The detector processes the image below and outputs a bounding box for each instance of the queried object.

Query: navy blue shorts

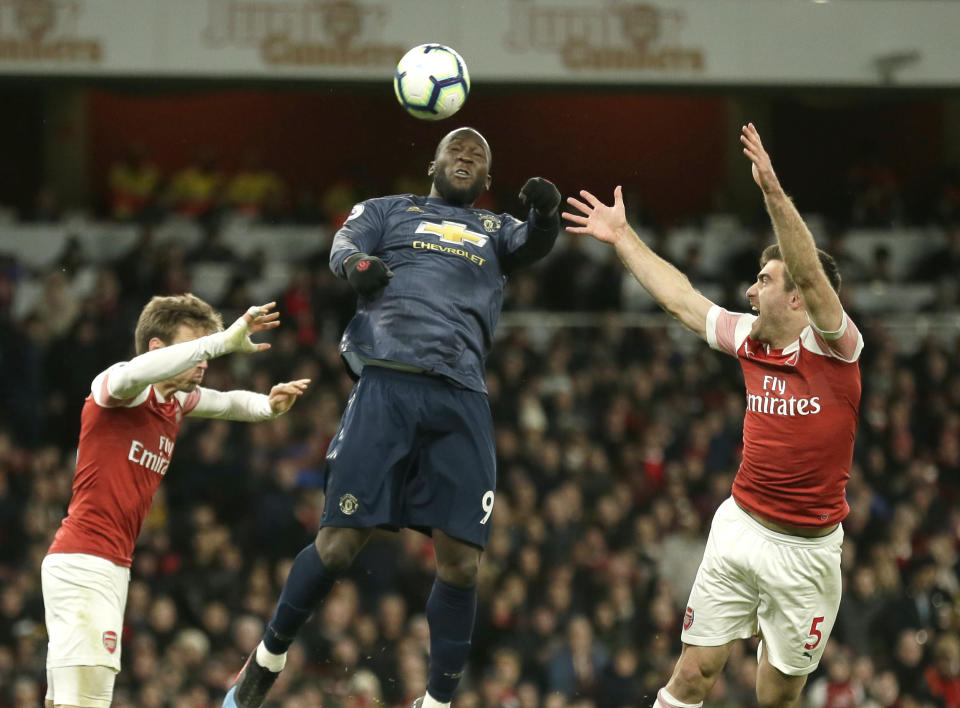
[321,366,496,548]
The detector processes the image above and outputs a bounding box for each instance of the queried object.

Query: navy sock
[425,578,477,702]
[262,544,338,655]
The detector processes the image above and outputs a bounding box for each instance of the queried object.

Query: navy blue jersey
[330,194,554,393]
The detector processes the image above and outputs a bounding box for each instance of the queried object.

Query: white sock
[422,691,450,708]
[654,687,703,708]
[256,641,287,672]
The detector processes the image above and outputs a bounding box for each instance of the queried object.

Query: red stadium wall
[87,89,727,222]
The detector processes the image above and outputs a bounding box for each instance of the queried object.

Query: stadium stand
[0,188,958,707]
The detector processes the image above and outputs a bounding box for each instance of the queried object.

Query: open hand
[269,378,311,415]
[741,123,782,195]
[562,186,629,245]
[224,302,280,353]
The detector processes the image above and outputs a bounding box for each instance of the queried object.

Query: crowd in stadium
[0,153,959,708]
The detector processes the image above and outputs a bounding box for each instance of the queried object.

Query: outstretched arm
[186,379,311,421]
[500,177,562,273]
[741,123,843,332]
[563,186,714,340]
[101,303,279,403]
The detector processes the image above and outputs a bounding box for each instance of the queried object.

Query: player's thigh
[321,370,419,528]
[756,530,843,677]
[41,554,128,672]
[46,665,117,708]
[681,498,760,647]
[411,387,496,548]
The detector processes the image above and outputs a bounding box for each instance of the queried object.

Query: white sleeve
[98,332,233,404]
[706,305,754,357]
[808,311,864,363]
[184,387,275,422]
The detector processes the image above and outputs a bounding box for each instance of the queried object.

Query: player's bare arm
[741,123,844,332]
[563,185,714,340]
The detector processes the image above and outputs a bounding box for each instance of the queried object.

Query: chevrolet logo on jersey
[416,221,489,249]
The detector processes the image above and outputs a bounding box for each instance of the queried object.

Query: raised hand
[519,177,561,217]
[740,123,782,195]
[224,302,280,353]
[562,186,629,245]
[268,378,311,415]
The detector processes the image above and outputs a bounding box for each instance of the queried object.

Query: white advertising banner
[0,0,956,86]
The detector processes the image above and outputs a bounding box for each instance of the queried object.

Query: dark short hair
[759,244,841,293]
[134,293,223,355]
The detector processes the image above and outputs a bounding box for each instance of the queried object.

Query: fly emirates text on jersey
[127,435,174,476]
[746,375,822,416]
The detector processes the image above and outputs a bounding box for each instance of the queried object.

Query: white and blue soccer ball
[394,44,470,121]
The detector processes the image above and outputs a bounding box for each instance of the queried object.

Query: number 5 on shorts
[480,491,495,524]
[804,616,825,650]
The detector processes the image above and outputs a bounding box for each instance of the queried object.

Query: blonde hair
[134,293,223,355]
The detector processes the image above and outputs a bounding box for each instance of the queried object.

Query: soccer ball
[393,44,470,121]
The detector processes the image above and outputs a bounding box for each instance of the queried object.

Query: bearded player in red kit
[564,124,862,708]
[41,294,310,708]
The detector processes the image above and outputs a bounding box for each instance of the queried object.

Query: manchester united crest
[339,493,359,515]
[479,214,501,233]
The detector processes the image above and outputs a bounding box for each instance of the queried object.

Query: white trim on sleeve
[808,312,848,341]
[705,305,722,351]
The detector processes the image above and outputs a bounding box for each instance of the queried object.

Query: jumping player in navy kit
[224,127,561,708]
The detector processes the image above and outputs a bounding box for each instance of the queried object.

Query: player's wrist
[761,180,786,198]
[219,316,255,354]
[610,224,635,249]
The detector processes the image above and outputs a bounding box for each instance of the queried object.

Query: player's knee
[757,689,802,708]
[436,551,480,587]
[756,677,804,708]
[314,529,365,571]
[671,657,723,698]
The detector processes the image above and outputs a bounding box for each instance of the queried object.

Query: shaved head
[435,127,492,167]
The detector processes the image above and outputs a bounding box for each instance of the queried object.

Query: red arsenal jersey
[707,306,863,528]
[48,368,200,567]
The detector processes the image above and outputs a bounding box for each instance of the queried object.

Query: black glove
[344,253,393,297]
[519,177,561,218]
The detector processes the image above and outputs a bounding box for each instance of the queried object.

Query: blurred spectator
[31,270,79,342]
[546,615,609,699]
[925,633,960,708]
[223,149,285,220]
[108,144,161,221]
[806,646,864,708]
[165,147,223,221]
[321,179,360,229]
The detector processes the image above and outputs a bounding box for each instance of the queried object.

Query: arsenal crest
[103,630,118,654]
[683,606,694,631]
